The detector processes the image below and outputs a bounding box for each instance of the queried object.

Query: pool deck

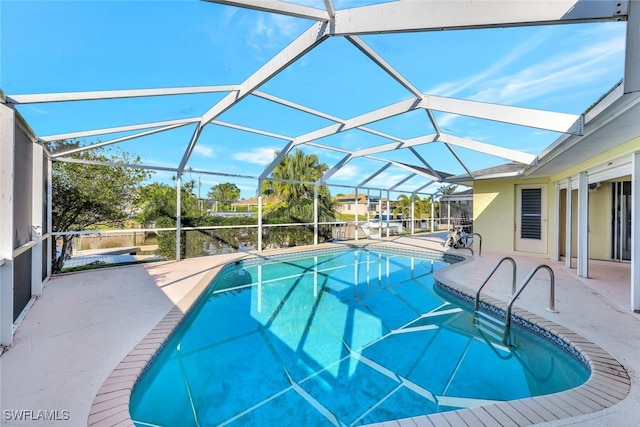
[1,233,639,426]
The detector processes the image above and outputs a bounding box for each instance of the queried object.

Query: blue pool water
[130,248,589,426]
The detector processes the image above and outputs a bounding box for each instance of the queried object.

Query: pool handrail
[473,256,517,313]
[504,264,556,343]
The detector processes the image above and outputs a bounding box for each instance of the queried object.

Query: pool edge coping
[86,245,632,427]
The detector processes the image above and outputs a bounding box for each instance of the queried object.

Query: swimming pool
[129,247,589,426]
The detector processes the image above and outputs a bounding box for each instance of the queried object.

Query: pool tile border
[87,245,631,427]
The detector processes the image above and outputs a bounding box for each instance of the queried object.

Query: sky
[0,0,628,199]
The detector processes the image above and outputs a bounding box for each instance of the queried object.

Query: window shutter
[521,188,542,239]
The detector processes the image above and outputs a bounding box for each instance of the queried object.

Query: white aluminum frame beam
[7,85,238,105]
[331,0,627,35]
[420,95,583,135]
[210,119,293,141]
[386,160,442,182]
[408,147,442,181]
[254,91,409,144]
[260,141,295,181]
[389,173,416,191]
[50,123,190,158]
[437,133,537,164]
[350,133,438,158]
[631,152,640,311]
[624,0,640,94]
[54,156,179,173]
[443,143,474,178]
[293,98,421,147]
[346,36,423,98]
[358,163,391,188]
[0,103,15,346]
[323,0,335,19]
[205,0,329,21]
[178,124,204,174]
[40,117,200,142]
[252,91,343,123]
[318,154,352,184]
[201,21,330,126]
[194,21,329,180]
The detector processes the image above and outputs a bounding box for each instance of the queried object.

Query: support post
[577,171,589,278]
[631,152,640,311]
[554,181,560,261]
[565,177,572,268]
[0,103,15,346]
[354,188,359,241]
[46,154,53,278]
[258,180,263,252]
[32,143,44,297]
[386,190,390,238]
[411,193,415,235]
[430,195,435,232]
[313,184,319,245]
[377,190,382,238]
[176,174,182,261]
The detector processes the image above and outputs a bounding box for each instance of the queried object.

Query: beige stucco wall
[588,183,611,260]
[473,134,639,260]
[473,178,553,256]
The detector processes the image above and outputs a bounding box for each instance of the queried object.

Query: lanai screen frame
[2,0,633,262]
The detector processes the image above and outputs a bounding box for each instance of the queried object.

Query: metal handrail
[470,233,482,256]
[504,264,556,341]
[474,256,517,312]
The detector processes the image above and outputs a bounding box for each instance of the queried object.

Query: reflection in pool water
[130,248,589,426]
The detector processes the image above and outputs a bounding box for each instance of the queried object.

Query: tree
[396,194,413,219]
[261,149,338,245]
[137,180,203,259]
[264,149,327,195]
[50,140,149,272]
[208,182,241,211]
[439,184,458,195]
[396,194,432,220]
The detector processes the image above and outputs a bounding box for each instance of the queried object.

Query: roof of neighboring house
[231,196,280,206]
[440,188,473,202]
[333,194,385,203]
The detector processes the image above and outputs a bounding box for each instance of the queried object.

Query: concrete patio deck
[1,233,638,426]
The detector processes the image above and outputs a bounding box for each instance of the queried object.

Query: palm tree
[262,149,338,245]
[396,194,413,219]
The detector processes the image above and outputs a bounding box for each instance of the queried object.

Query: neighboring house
[333,194,386,217]
[229,196,280,212]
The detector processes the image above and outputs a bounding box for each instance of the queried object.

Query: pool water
[130,248,589,426]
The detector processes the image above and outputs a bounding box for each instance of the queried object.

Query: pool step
[473,310,506,342]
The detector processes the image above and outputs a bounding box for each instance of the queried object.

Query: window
[521,188,542,239]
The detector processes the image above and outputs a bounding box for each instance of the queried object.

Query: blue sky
[1,1,628,199]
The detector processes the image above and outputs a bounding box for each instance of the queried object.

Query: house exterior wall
[473,178,552,256]
[336,202,370,216]
[473,135,640,260]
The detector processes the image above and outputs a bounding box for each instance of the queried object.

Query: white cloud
[430,24,625,131]
[430,27,555,99]
[367,172,409,188]
[193,144,215,158]
[331,164,359,180]
[232,147,278,165]
[470,36,624,107]
[247,13,306,51]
